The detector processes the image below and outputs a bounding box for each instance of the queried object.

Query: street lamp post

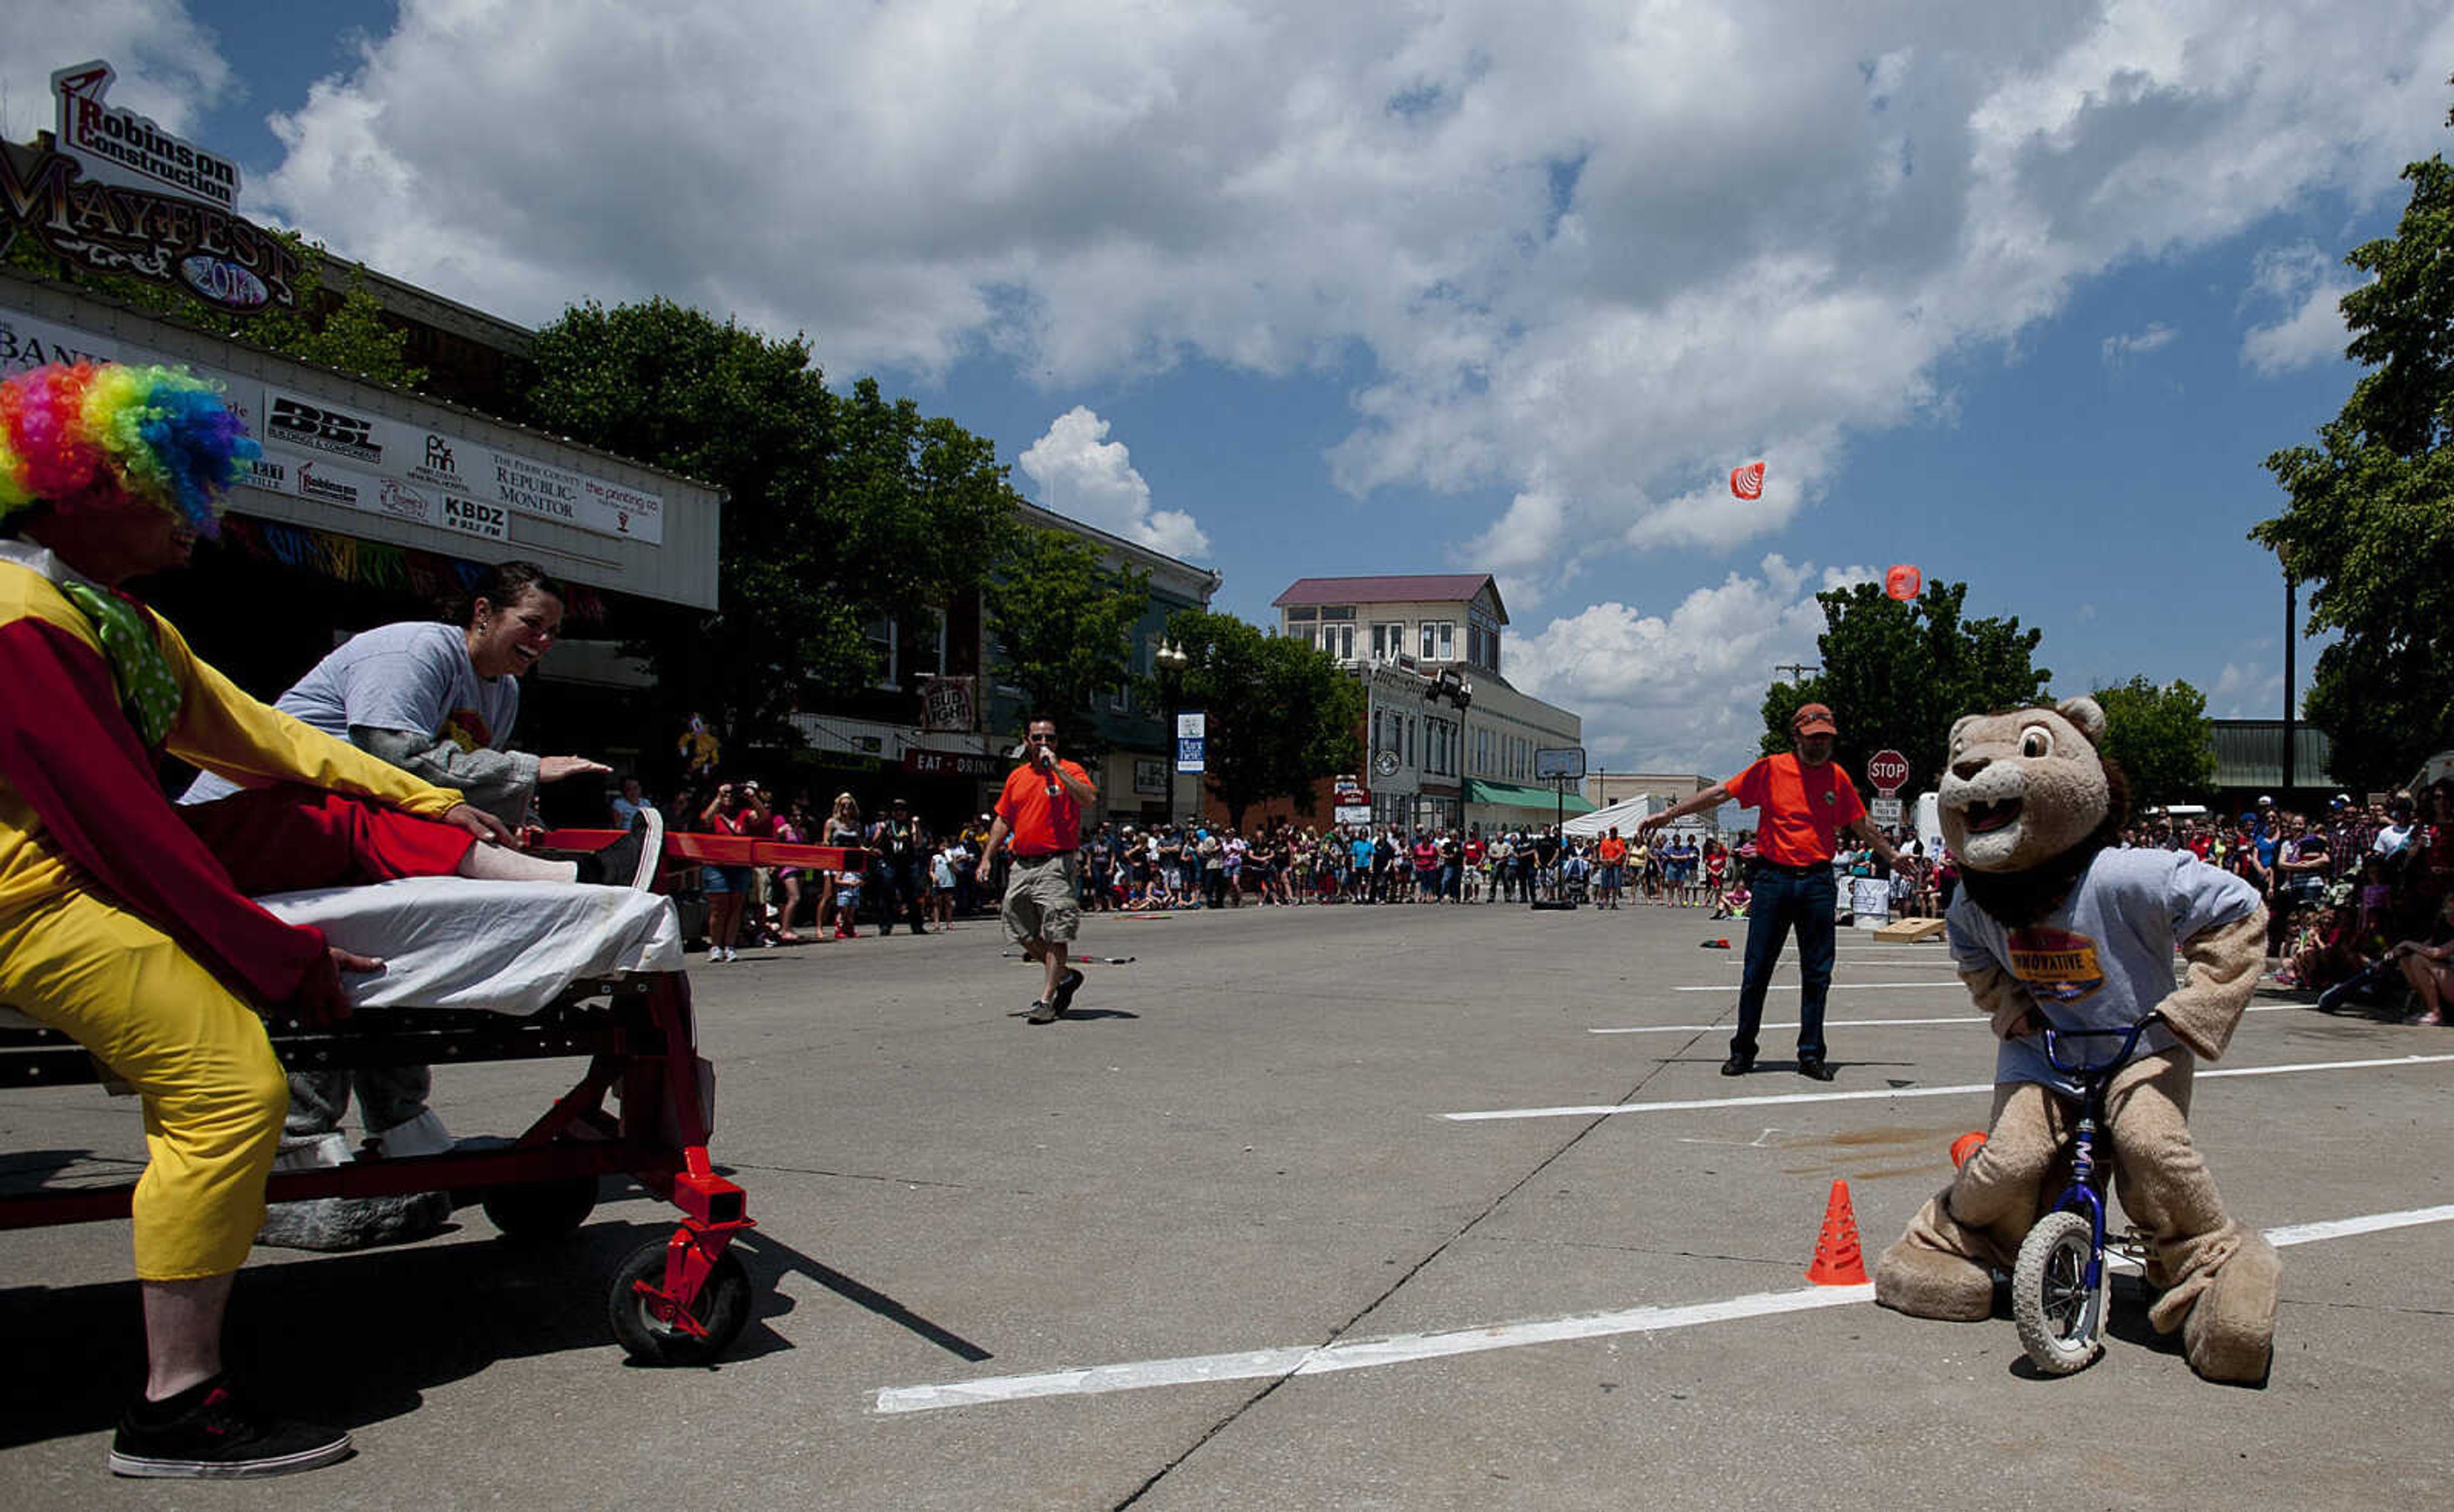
[1155,638,1191,823]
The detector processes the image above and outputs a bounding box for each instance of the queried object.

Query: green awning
[1467,778,1596,815]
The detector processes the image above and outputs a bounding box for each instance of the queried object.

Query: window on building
[1320,605,1355,621]
[865,617,898,688]
[1286,605,1318,622]
[1327,624,1354,660]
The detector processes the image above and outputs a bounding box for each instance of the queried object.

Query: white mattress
[3,877,683,1028]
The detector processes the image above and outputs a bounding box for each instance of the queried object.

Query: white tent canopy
[1570,790,1669,839]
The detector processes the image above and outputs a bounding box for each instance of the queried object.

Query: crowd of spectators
[614,774,2454,1022]
[2111,785,2454,1022]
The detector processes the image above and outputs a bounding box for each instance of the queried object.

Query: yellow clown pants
[0,890,286,1279]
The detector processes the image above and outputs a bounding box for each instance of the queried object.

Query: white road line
[1596,1015,1989,1035]
[1673,982,1965,992]
[1442,1052,2454,1122]
[1591,1004,2305,1035]
[873,1203,2454,1414]
[2265,1203,2454,1247]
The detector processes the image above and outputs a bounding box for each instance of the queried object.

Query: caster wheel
[2014,1209,2106,1375]
[608,1238,752,1366]
[480,1176,599,1242]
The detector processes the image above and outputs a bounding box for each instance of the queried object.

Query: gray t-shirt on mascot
[1947,847,2261,1097]
[183,622,521,806]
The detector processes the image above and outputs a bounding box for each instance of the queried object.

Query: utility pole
[1773,662,1819,683]
[2281,565,2297,796]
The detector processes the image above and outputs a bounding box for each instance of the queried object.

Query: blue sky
[6,1,2442,778]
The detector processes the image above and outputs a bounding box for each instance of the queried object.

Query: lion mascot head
[1938,696,2130,926]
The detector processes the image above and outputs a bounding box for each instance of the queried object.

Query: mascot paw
[1874,1238,1996,1322]
[2180,1231,2280,1385]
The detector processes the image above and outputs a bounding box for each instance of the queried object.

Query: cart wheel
[2013,1210,2106,1375]
[608,1239,752,1366]
[480,1176,599,1242]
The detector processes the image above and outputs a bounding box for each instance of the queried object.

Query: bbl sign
[1867,748,1910,797]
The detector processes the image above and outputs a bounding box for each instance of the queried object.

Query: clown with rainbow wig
[0,360,534,1478]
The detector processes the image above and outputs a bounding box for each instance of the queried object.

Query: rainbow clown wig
[0,361,259,539]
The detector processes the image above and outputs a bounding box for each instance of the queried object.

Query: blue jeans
[1732,865,1837,1063]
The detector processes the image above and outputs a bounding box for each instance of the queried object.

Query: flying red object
[1729,461,1765,500]
[1885,564,1922,601]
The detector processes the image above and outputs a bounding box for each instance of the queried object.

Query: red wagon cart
[0,835,861,1367]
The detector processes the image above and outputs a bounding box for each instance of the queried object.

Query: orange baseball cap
[1792,702,1838,736]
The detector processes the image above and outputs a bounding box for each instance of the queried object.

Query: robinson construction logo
[293,461,360,509]
[52,61,240,211]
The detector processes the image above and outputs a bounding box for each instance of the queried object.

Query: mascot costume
[1873,697,2281,1384]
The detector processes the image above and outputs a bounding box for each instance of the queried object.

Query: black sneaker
[575,808,664,890]
[1050,968,1084,1017]
[1720,1053,1754,1077]
[1797,1056,1837,1082]
[109,1377,352,1478]
[1026,999,1059,1025]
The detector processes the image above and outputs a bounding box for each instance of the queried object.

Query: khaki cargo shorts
[1002,852,1081,946]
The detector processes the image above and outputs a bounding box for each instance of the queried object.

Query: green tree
[982,525,1152,758]
[4,232,424,387]
[1166,609,1363,829]
[522,297,1019,743]
[2090,675,2216,806]
[1761,580,2051,795]
[2253,98,2454,792]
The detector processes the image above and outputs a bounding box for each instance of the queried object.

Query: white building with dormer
[1271,574,1592,834]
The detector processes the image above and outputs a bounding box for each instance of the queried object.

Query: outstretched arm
[1638,782,1732,838]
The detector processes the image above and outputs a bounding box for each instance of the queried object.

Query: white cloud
[2240,242,2365,376]
[1017,406,1210,560]
[1506,555,1873,777]
[0,1,232,141]
[2101,322,2176,365]
[240,1,2454,578]
[2211,659,2286,719]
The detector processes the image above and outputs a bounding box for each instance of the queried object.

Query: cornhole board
[1875,916,1947,941]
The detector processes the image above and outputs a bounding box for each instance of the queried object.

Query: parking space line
[872,1203,2454,1415]
[1592,1004,2304,1035]
[1442,1052,2454,1122]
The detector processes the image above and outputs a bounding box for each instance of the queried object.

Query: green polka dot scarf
[58,580,183,748]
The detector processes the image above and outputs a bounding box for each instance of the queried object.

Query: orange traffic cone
[1949,1131,1988,1169]
[1804,1178,1870,1285]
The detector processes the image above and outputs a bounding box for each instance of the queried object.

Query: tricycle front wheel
[2013,1209,2105,1375]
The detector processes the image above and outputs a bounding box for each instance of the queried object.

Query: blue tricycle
[2012,1012,2164,1375]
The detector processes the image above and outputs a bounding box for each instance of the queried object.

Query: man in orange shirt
[1639,703,1904,1080]
[976,716,1099,1023]
[1594,828,1629,909]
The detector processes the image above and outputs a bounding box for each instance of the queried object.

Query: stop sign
[1867,748,1910,796]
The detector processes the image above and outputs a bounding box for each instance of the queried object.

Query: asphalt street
[4,897,2450,1509]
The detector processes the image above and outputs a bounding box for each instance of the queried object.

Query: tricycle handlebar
[2037,1012,2165,1079]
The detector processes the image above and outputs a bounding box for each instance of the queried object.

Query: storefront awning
[1467,779,1596,816]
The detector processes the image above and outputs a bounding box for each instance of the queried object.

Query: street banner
[1176,710,1207,774]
